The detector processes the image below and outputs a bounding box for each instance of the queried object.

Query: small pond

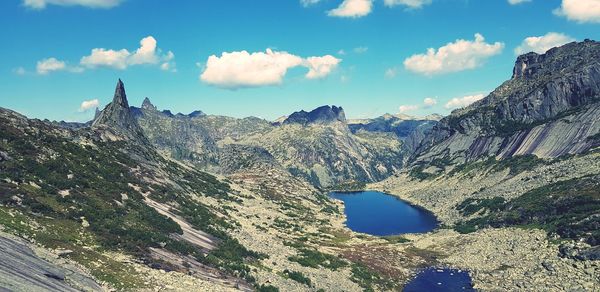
[329,191,438,236]
[403,268,475,291]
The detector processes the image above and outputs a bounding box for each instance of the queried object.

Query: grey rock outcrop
[92,79,147,142]
[141,97,157,111]
[283,105,346,126]
[411,40,600,165]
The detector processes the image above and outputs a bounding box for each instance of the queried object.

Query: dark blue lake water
[404,268,475,292]
[329,191,438,236]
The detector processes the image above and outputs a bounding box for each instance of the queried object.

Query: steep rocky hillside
[133,103,407,188]
[411,40,600,167]
[239,106,404,188]
[132,100,272,170]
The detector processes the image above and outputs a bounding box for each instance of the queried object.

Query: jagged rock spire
[141,97,157,111]
[113,79,129,108]
[92,79,147,142]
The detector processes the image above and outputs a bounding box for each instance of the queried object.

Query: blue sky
[0,0,598,122]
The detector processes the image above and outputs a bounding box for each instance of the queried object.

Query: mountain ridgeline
[128,101,413,188]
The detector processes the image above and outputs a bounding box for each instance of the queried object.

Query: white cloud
[514,32,574,55]
[445,94,485,109]
[399,105,419,113]
[554,0,600,23]
[353,46,368,54]
[508,0,531,5]
[36,57,66,74]
[80,36,175,71]
[128,36,160,65]
[398,98,438,113]
[200,49,303,89]
[423,97,437,107]
[304,55,342,79]
[79,99,99,112]
[200,49,341,88]
[23,0,122,9]
[404,33,504,76]
[300,0,321,6]
[80,48,130,70]
[328,0,373,18]
[384,0,431,9]
[384,67,398,79]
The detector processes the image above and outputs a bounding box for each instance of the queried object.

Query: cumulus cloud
[514,32,574,55]
[200,49,303,89]
[304,55,342,79]
[398,98,438,113]
[80,48,130,70]
[423,97,437,107]
[445,94,485,109]
[384,0,432,9]
[36,58,66,74]
[200,49,341,89]
[328,0,373,18]
[79,99,99,112]
[80,36,176,71]
[507,0,531,5]
[404,33,504,76]
[554,0,600,23]
[23,0,122,9]
[398,105,419,113]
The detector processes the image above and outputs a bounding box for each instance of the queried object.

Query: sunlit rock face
[410,40,600,165]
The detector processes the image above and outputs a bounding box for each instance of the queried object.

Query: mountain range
[0,40,599,291]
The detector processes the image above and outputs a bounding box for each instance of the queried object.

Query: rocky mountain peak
[92,79,147,141]
[112,79,129,108]
[141,97,157,111]
[512,52,540,79]
[283,105,346,126]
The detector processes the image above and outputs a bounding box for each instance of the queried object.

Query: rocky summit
[92,79,147,142]
[282,105,346,125]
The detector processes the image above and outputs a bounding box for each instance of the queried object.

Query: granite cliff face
[411,40,600,165]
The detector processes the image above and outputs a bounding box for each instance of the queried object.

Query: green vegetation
[282,269,312,286]
[408,165,436,181]
[454,176,600,246]
[456,197,506,216]
[449,155,547,177]
[349,262,395,292]
[382,235,410,244]
[330,180,367,192]
[256,284,280,292]
[0,116,265,287]
[288,248,348,271]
